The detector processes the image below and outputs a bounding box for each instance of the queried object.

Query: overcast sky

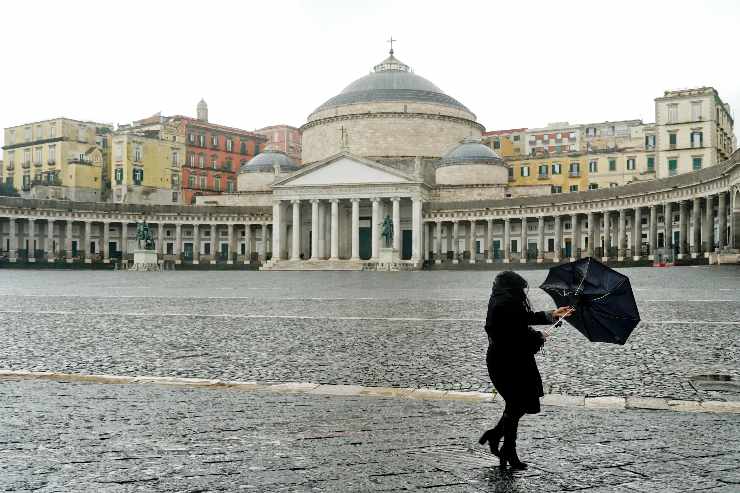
[1,0,738,146]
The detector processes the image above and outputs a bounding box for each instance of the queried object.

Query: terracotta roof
[170,116,267,140]
[483,128,527,136]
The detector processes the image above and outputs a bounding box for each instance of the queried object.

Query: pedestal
[129,249,160,272]
[377,247,397,263]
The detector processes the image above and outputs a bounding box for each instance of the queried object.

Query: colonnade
[0,217,271,265]
[271,196,424,263]
[425,190,734,264]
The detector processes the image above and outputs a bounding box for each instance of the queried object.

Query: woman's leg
[479,409,505,455]
[500,403,527,469]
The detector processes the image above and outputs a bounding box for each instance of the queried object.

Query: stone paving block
[666,399,704,412]
[584,396,627,409]
[542,393,585,407]
[357,386,415,398]
[406,388,450,400]
[626,396,671,410]
[701,400,740,413]
[266,382,320,392]
[308,384,364,396]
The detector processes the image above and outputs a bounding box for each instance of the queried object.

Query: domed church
[202,48,551,269]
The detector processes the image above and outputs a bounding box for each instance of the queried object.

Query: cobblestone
[1,379,738,492]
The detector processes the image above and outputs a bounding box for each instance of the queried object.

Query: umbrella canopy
[540,257,640,344]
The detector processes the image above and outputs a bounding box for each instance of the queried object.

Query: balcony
[569,171,580,178]
[538,174,549,180]
[33,160,42,167]
[47,159,56,166]
[5,163,14,171]
[21,162,31,169]
[68,158,93,165]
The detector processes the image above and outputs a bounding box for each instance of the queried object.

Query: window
[493,140,500,149]
[172,174,180,186]
[49,125,56,139]
[171,151,179,166]
[8,129,15,144]
[198,154,205,168]
[132,168,144,184]
[568,132,576,140]
[227,179,234,193]
[645,135,655,149]
[133,145,143,162]
[691,131,703,148]
[647,156,655,172]
[226,138,233,152]
[214,177,221,192]
[569,184,579,192]
[48,144,56,164]
[551,185,562,194]
[551,163,561,175]
[188,175,195,188]
[669,133,677,147]
[691,101,702,121]
[199,134,205,147]
[626,158,636,170]
[24,127,31,142]
[668,159,678,176]
[114,143,123,161]
[199,175,206,189]
[36,125,43,140]
[521,166,530,177]
[667,103,678,123]
[569,162,580,177]
[508,167,514,179]
[78,126,87,143]
[23,149,31,165]
[538,164,548,177]
[609,182,618,188]
[172,192,179,203]
[692,157,702,170]
[114,167,123,184]
[211,157,218,169]
[240,142,247,154]
[7,150,14,166]
[33,147,42,164]
[224,160,232,172]
[189,153,195,167]
[588,183,599,190]
[513,135,520,142]
[211,135,219,146]
[589,160,598,173]
[188,133,195,143]
[608,159,616,171]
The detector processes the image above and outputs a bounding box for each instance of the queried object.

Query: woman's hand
[552,306,575,318]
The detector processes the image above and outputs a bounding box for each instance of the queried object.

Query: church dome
[439,137,505,167]
[239,150,299,174]
[311,54,471,115]
[436,137,508,186]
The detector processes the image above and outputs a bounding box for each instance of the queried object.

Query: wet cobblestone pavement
[1,379,739,492]
[1,266,738,400]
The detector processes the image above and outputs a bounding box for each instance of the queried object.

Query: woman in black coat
[479,271,572,469]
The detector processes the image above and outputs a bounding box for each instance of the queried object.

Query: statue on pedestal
[136,220,155,250]
[381,215,394,248]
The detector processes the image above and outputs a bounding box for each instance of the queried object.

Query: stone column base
[28,257,36,263]
[47,258,55,263]
[503,258,510,264]
[601,257,609,262]
[691,253,698,259]
[648,255,655,261]
[633,256,641,261]
[193,260,199,265]
[66,259,73,263]
[103,258,110,264]
[452,259,459,264]
[210,260,217,264]
[244,260,251,264]
[175,259,182,264]
[536,257,544,263]
[617,256,624,261]
[677,254,685,260]
[486,259,493,264]
[569,257,576,262]
[468,259,475,264]
[84,259,92,264]
[435,259,442,264]
[553,257,560,263]
[519,258,527,263]
[8,257,16,263]
[227,260,234,265]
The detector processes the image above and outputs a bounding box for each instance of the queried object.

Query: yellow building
[2,118,112,201]
[506,154,589,193]
[111,131,184,204]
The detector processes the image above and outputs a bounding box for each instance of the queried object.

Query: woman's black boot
[478,423,503,456]
[499,444,528,470]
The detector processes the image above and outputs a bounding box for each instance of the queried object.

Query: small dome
[439,137,505,168]
[240,150,299,173]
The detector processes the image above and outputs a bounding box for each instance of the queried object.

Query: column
[157,223,164,257]
[664,202,673,257]
[586,212,595,257]
[602,211,612,260]
[84,221,92,264]
[46,220,55,262]
[28,219,36,262]
[330,199,339,260]
[318,201,326,259]
[536,216,545,263]
[244,223,252,263]
[465,220,474,264]
[571,213,580,260]
[519,216,527,263]
[434,220,442,264]
[703,195,713,255]
[272,201,282,260]
[503,218,511,263]
[412,198,422,263]
[371,199,380,260]
[553,216,562,263]
[632,207,642,260]
[617,209,627,261]
[121,222,128,260]
[678,201,688,259]
[227,223,234,264]
[718,192,727,250]
[351,198,360,261]
[311,200,320,260]
[648,205,657,260]
[423,222,430,262]
[291,200,301,260]
[691,197,701,257]
[260,223,268,261]
[7,218,17,262]
[210,224,217,264]
[392,197,401,253]
[452,220,459,264]
[65,220,73,263]
[192,224,200,264]
[175,223,182,264]
[486,219,493,263]
[103,221,110,263]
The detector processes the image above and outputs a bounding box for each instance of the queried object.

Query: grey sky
[1,0,738,146]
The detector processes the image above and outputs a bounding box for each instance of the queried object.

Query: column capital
[371,197,381,204]
[391,197,400,203]
[290,199,301,205]
[309,199,320,204]
[330,198,340,204]
[350,198,360,204]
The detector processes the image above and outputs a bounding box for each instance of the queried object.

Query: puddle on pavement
[690,374,740,401]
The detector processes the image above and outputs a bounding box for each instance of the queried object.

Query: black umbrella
[540,257,640,345]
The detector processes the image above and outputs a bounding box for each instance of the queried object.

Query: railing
[21,162,30,169]
[569,171,580,177]
[33,161,42,167]
[538,174,549,180]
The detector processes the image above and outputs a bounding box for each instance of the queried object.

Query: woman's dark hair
[493,271,532,313]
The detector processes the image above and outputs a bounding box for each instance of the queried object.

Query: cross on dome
[387,36,396,55]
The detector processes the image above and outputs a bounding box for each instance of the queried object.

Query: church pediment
[273,153,415,187]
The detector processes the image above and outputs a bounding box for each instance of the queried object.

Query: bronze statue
[381,215,394,248]
[136,220,155,250]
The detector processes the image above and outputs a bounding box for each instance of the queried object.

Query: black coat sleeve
[527,310,554,326]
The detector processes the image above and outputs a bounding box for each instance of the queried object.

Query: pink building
[256,125,302,163]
